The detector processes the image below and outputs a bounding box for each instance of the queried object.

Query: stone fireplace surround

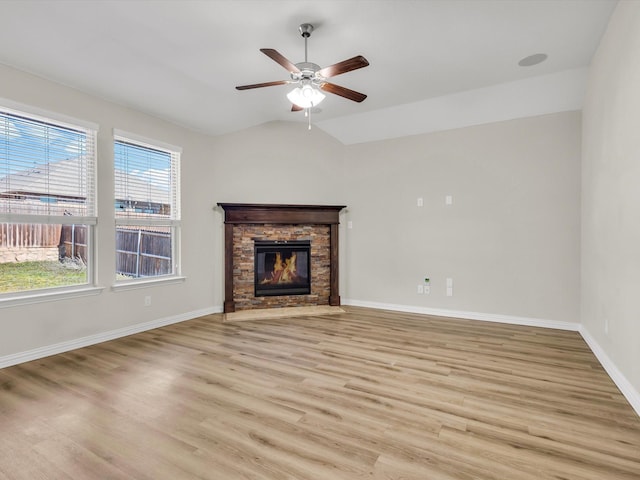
[217,203,345,313]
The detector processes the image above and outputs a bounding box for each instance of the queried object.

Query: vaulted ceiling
[0,0,616,143]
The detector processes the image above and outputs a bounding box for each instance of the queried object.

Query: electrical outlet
[144,295,152,306]
[424,286,430,294]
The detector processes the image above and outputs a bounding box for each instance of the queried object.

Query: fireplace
[217,203,345,313]
[254,240,311,297]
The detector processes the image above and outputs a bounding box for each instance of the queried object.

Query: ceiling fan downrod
[298,23,315,130]
[299,23,313,63]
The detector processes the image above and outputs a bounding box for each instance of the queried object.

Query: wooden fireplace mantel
[217,203,346,313]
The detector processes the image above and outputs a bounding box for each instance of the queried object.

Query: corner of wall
[579,324,640,417]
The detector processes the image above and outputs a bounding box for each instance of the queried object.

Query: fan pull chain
[307,107,311,130]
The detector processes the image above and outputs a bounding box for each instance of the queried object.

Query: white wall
[342,112,582,325]
[581,1,640,400]
[0,63,347,361]
[0,64,219,357]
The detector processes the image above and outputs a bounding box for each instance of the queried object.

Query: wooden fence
[116,228,172,278]
[1,223,171,278]
[59,224,88,263]
[0,223,61,249]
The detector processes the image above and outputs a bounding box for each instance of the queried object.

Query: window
[0,104,97,297]
[114,131,181,282]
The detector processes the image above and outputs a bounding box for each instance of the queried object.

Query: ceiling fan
[236,23,369,124]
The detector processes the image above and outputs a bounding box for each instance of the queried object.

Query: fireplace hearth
[254,240,311,297]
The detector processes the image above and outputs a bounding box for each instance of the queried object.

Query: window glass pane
[114,134,180,281]
[1,111,95,217]
[0,222,89,294]
[1,105,96,297]
[116,225,174,279]
[114,140,176,220]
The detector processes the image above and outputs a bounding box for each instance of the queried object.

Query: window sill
[0,285,105,309]
[111,276,186,292]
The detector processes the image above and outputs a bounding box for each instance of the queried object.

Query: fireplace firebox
[254,240,311,297]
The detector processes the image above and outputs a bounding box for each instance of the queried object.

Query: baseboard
[579,326,640,417]
[342,299,580,331]
[0,306,223,369]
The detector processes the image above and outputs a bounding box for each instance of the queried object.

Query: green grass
[0,260,86,293]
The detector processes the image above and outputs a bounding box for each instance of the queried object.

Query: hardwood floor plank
[439,425,639,480]
[466,420,640,476]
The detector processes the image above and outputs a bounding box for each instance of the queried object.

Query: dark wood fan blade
[235,80,289,90]
[317,56,369,78]
[291,104,304,112]
[319,82,367,102]
[260,48,301,73]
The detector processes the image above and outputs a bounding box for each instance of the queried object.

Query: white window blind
[113,131,181,280]
[114,133,180,226]
[0,106,96,222]
[1,103,97,297]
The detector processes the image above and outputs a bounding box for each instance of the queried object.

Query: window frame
[112,129,182,288]
[0,99,101,306]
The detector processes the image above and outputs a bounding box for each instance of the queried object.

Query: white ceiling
[0,0,616,144]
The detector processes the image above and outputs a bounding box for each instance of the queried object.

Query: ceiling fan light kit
[286,82,326,109]
[236,22,369,129]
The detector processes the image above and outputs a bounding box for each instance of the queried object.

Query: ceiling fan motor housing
[291,62,323,83]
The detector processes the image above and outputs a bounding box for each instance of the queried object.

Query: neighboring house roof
[0,158,89,200]
[114,168,170,206]
[0,158,170,205]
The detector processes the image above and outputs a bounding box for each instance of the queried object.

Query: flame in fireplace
[261,251,299,284]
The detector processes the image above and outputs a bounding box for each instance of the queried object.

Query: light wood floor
[1,307,639,479]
